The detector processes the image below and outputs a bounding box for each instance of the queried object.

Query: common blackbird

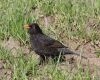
[24,23,85,63]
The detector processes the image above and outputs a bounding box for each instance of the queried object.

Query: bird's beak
[24,24,30,29]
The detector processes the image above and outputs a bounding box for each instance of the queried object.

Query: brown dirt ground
[0,37,100,79]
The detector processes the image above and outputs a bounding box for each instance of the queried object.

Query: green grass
[0,0,100,80]
[0,45,93,80]
[0,0,100,42]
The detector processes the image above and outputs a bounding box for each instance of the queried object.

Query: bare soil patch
[0,37,100,79]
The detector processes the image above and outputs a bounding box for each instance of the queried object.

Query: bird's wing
[38,34,67,48]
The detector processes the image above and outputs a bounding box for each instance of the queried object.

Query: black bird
[24,23,85,63]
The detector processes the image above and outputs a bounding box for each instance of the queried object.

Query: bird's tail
[61,48,87,59]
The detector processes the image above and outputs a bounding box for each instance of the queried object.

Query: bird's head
[24,23,43,35]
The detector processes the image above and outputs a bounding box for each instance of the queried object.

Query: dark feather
[26,23,86,63]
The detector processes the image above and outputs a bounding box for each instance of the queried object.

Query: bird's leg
[39,55,48,65]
